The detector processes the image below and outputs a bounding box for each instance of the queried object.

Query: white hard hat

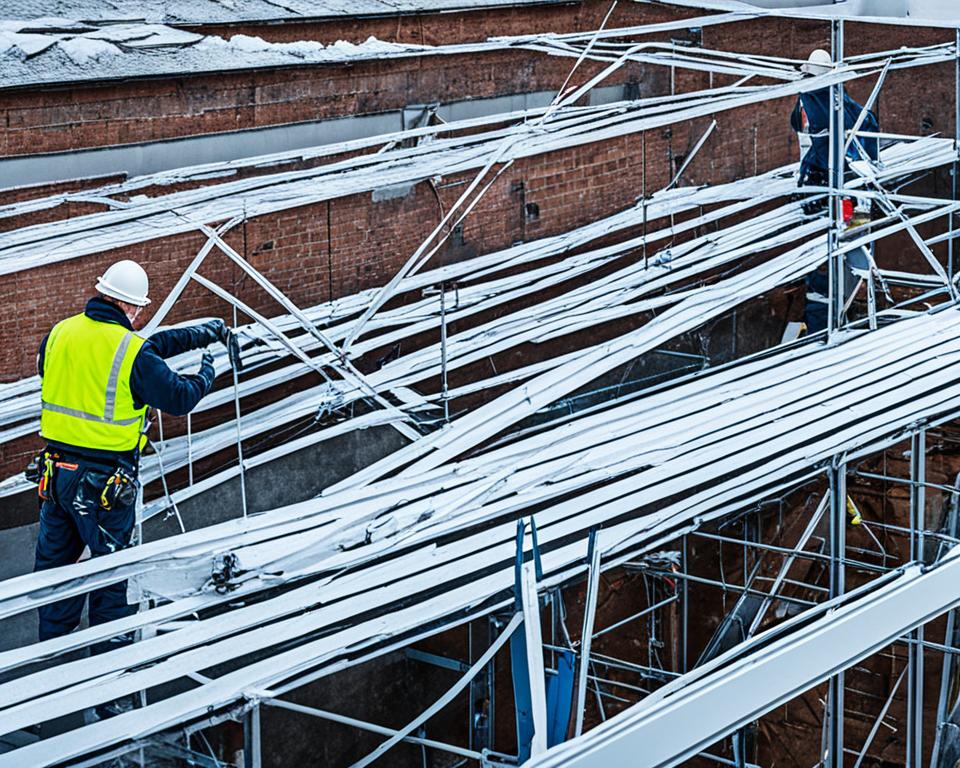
[96,259,151,306]
[801,48,833,76]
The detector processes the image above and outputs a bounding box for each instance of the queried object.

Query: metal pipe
[543,642,682,683]
[592,594,679,640]
[828,463,847,768]
[907,429,926,767]
[699,751,760,768]
[748,496,828,637]
[851,518,959,547]
[186,413,194,487]
[350,612,522,768]
[263,699,482,760]
[951,27,959,283]
[853,470,960,496]
[752,575,830,594]
[231,306,249,520]
[575,530,601,737]
[851,668,905,768]
[930,470,960,767]
[828,19,846,338]
[665,119,717,191]
[639,569,818,608]
[898,635,960,658]
[843,60,889,158]
[590,651,681,680]
[243,703,261,768]
[682,534,689,673]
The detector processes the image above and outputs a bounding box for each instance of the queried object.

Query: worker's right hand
[198,351,216,391]
[198,318,242,372]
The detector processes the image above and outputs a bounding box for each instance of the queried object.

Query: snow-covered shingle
[0,19,483,89]
[1,0,562,25]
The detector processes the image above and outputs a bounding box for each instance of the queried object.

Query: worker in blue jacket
[791,49,879,336]
[32,259,238,712]
[791,48,879,213]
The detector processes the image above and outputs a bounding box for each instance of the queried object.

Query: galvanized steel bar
[575,530,601,738]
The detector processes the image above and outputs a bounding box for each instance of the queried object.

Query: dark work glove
[196,319,228,347]
[198,351,216,393]
[225,329,243,373]
[197,319,243,373]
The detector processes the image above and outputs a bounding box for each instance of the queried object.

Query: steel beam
[906,429,926,767]
[242,703,261,768]
[827,464,847,768]
[574,530,601,738]
[521,548,549,757]
[828,18,846,337]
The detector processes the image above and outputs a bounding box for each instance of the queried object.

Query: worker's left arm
[146,320,226,359]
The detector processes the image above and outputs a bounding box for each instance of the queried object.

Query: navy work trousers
[33,458,137,653]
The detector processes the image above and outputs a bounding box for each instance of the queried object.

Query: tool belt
[99,466,138,510]
[24,449,76,503]
[25,448,139,509]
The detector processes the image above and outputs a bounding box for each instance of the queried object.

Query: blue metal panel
[511,630,535,764]
[546,650,575,747]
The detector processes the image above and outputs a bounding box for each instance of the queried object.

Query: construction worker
[791,48,879,216]
[31,259,236,707]
[791,49,879,336]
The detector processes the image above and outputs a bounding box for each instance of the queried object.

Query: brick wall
[195,1,696,46]
[0,174,126,232]
[0,51,598,157]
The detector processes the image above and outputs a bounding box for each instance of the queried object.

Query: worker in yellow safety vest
[31,259,238,718]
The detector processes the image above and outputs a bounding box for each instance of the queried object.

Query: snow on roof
[658,0,960,26]
[0,0,562,26]
[0,19,489,89]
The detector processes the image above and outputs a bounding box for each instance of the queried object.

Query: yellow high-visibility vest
[40,313,147,452]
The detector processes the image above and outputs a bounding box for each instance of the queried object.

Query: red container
[842,198,854,223]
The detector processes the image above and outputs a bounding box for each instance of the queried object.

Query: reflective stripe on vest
[40,313,147,452]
